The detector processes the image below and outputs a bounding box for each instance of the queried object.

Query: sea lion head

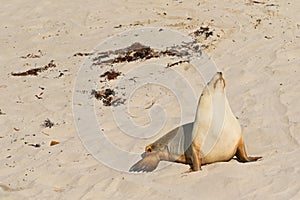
[207,72,226,93]
[141,142,168,159]
[145,142,167,154]
[130,143,168,172]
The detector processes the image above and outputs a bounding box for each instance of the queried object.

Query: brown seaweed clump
[100,70,121,80]
[11,60,56,76]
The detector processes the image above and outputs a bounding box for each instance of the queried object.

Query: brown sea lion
[129,72,261,172]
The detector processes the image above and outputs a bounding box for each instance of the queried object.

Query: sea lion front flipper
[235,137,262,162]
[191,143,202,171]
[129,152,161,172]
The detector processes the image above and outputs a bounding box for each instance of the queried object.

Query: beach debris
[35,94,43,99]
[251,0,266,4]
[50,140,60,146]
[20,50,43,59]
[57,72,64,77]
[166,60,189,68]
[113,23,143,29]
[191,24,223,49]
[55,69,69,78]
[91,89,126,106]
[254,19,262,29]
[248,1,278,6]
[111,97,126,106]
[91,41,203,108]
[73,52,93,57]
[193,26,213,39]
[92,42,181,66]
[0,109,5,115]
[144,100,155,109]
[11,60,56,76]
[42,119,54,128]
[114,24,122,28]
[35,95,42,100]
[92,89,116,106]
[264,35,273,39]
[112,43,160,63]
[100,70,121,81]
[35,86,45,99]
[27,143,41,148]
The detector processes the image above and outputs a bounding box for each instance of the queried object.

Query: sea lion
[129,72,261,172]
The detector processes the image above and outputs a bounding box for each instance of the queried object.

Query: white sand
[0,0,299,199]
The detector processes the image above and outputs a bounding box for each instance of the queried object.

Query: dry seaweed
[92,89,115,106]
[193,26,213,39]
[92,42,182,66]
[73,52,93,57]
[92,89,126,106]
[11,60,56,76]
[112,43,160,63]
[42,119,54,128]
[92,89,120,106]
[100,70,121,80]
[20,50,43,59]
[166,60,189,68]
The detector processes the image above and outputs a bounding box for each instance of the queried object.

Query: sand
[0,0,299,199]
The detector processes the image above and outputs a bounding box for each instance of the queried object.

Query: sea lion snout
[216,72,224,82]
[212,72,226,90]
[145,145,152,153]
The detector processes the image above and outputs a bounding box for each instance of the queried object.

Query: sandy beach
[1,0,299,199]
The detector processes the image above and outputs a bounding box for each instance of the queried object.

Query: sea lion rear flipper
[129,152,161,172]
[235,137,262,162]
